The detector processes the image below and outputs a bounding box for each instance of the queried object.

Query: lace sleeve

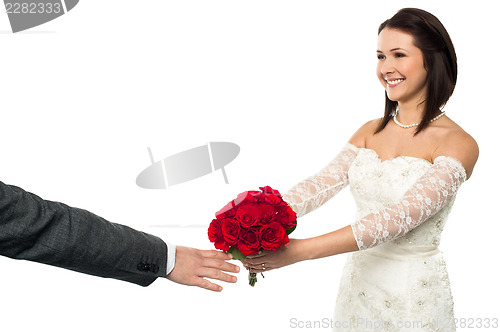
[282,143,359,218]
[351,156,467,250]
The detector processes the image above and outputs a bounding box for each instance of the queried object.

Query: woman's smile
[376,28,427,105]
[385,77,405,88]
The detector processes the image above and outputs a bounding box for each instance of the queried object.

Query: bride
[243,8,478,331]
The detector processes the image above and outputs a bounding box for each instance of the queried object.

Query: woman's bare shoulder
[433,119,479,179]
[348,118,383,148]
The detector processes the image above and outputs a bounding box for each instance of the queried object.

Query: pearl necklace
[393,108,446,129]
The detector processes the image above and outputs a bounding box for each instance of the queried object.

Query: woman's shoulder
[348,118,383,148]
[433,117,479,179]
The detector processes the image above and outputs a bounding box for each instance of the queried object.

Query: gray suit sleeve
[0,181,167,286]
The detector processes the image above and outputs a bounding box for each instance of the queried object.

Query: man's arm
[0,180,168,286]
[0,180,240,289]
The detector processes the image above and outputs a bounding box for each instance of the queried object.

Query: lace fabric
[282,144,359,218]
[351,154,466,250]
[283,143,467,250]
[282,143,467,331]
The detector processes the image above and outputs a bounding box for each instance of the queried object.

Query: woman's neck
[396,102,425,125]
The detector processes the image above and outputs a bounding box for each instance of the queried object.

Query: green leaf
[228,247,247,261]
[286,223,297,235]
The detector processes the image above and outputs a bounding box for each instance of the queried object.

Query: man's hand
[166,246,239,292]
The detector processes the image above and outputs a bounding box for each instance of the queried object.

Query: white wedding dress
[283,143,467,331]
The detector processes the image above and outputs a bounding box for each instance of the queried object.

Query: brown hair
[374,8,457,135]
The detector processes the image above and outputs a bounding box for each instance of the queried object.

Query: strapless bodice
[349,148,457,253]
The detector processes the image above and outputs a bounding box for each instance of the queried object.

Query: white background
[0,0,498,331]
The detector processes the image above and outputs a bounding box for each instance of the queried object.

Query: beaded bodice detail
[283,143,466,251]
[349,148,465,252]
[283,143,467,330]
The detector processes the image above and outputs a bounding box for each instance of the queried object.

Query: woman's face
[376,28,428,105]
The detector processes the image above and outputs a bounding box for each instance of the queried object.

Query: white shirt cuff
[165,241,176,275]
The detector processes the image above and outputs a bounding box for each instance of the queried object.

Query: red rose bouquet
[208,186,297,286]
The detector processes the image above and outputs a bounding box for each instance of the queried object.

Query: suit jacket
[0,181,167,286]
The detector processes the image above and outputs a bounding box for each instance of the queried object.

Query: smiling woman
[243,7,478,332]
[376,29,428,110]
[374,8,458,135]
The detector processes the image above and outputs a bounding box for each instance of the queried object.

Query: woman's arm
[282,120,379,217]
[242,226,357,272]
[281,143,359,218]
[244,132,478,271]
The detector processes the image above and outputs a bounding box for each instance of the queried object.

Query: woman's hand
[241,225,359,273]
[241,239,306,273]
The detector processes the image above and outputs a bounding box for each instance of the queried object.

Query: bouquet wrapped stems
[229,247,265,286]
[248,272,263,287]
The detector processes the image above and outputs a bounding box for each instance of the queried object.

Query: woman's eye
[377,54,385,60]
[395,53,405,58]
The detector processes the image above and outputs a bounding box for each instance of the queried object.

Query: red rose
[221,218,241,245]
[259,186,281,197]
[259,222,289,251]
[208,219,230,251]
[215,200,238,219]
[235,205,261,228]
[237,228,261,256]
[234,190,260,206]
[260,192,282,205]
[256,203,278,225]
[276,203,297,229]
[208,219,222,242]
